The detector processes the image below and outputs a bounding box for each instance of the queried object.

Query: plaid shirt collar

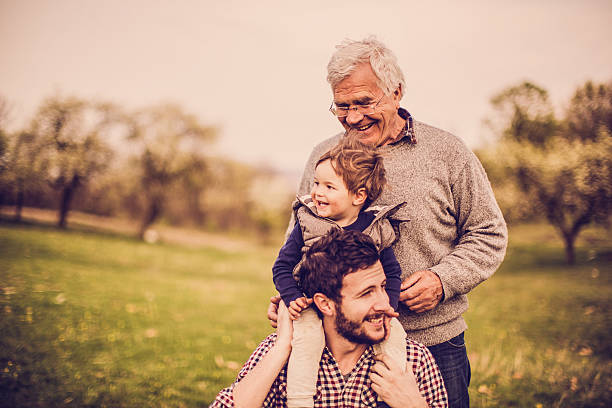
[210,333,448,408]
[394,107,417,145]
[319,344,375,377]
[314,345,379,407]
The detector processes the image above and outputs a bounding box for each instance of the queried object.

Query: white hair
[326,36,405,98]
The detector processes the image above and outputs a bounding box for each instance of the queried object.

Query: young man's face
[333,260,390,344]
[311,159,361,227]
[332,63,403,147]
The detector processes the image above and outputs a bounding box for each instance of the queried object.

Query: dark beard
[335,306,386,345]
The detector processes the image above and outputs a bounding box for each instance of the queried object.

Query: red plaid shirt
[210,333,447,407]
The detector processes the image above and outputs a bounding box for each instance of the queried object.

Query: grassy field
[0,220,610,407]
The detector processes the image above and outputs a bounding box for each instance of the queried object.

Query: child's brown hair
[316,131,386,207]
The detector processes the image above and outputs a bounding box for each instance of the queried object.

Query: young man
[211,229,447,408]
[269,36,508,407]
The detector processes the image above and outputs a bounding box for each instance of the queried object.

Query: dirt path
[0,206,263,252]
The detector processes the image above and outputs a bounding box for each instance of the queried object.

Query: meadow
[0,219,610,407]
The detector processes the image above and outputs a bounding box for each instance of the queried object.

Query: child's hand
[288,297,313,320]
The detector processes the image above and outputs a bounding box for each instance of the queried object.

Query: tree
[483,81,612,264]
[0,98,48,219]
[0,130,6,175]
[127,104,216,239]
[487,81,559,146]
[566,80,612,143]
[0,97,10,199]
[1,131,48,221]
[30,96,116,228]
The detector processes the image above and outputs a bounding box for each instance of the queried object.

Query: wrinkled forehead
[331,63,385,101]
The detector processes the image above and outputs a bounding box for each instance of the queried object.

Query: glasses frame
[329,95,385,118]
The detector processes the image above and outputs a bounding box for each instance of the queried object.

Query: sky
[1,0,611,175]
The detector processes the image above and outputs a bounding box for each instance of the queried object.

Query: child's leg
[286,307,325,408]
[372,317,407,402]
[373,317,407,372]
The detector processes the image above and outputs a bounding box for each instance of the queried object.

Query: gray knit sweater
[293,118,508,346]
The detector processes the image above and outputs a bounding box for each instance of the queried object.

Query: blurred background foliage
[0,95,295,244]
[0,78,610,253]
[477,79,612,264]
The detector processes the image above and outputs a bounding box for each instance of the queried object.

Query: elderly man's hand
[370,353,428,408]
[267,295,281,328]
[400,270,443,313]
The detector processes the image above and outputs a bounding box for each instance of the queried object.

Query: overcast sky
[1,0,611,173]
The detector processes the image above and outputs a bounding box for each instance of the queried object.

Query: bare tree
[127,104,217,239]
[30,96,116,228]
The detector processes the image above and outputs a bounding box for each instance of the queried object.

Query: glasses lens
[336,109,348,117]
[330,102,377,117]
[358,105,375,115]
[331,106,347,117]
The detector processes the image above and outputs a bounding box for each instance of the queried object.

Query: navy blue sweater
[272,210,402,310]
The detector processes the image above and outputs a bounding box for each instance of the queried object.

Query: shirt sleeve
[429,152,508,301]
[380,247,402,310]
[272,222,306,306]
[208,335,283,408]
[408,342,448,408]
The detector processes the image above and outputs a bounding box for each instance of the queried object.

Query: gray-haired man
[269,36,507,407]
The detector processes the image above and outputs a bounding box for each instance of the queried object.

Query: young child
[272,135,408,408]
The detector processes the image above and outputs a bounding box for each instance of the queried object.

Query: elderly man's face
[333,260,390,344]
[332,63,403,146]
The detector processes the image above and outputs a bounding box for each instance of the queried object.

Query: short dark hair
[298,229,380,305]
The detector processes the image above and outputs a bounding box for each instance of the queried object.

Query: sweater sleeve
[380,247,402,310]
[272,222,306,306]
[429,151,508,301]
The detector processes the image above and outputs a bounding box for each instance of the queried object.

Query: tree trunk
[562,232,577,265]
[14,188,24,222]
[58,175,79,229]
[189,189,205,226]
[139,198,162,240]
[560,209,593,265]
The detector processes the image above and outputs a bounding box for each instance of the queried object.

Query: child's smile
[311,159,362,227]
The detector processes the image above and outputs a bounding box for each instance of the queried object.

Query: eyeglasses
[329,97,384,117]
[329,96,384,118]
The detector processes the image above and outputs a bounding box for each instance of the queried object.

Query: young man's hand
[370,353,428,408]
[275,301,294,352]
[288,297,313,320]
[267,295,281,328]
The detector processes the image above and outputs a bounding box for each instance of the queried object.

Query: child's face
[311,159,362,227]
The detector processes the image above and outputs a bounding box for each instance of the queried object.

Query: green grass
[465,224,612,407]
[0,222,278,407]
[0,221,610,407]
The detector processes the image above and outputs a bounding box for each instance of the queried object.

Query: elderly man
[211,229,447,408]
[269,37,507,407]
